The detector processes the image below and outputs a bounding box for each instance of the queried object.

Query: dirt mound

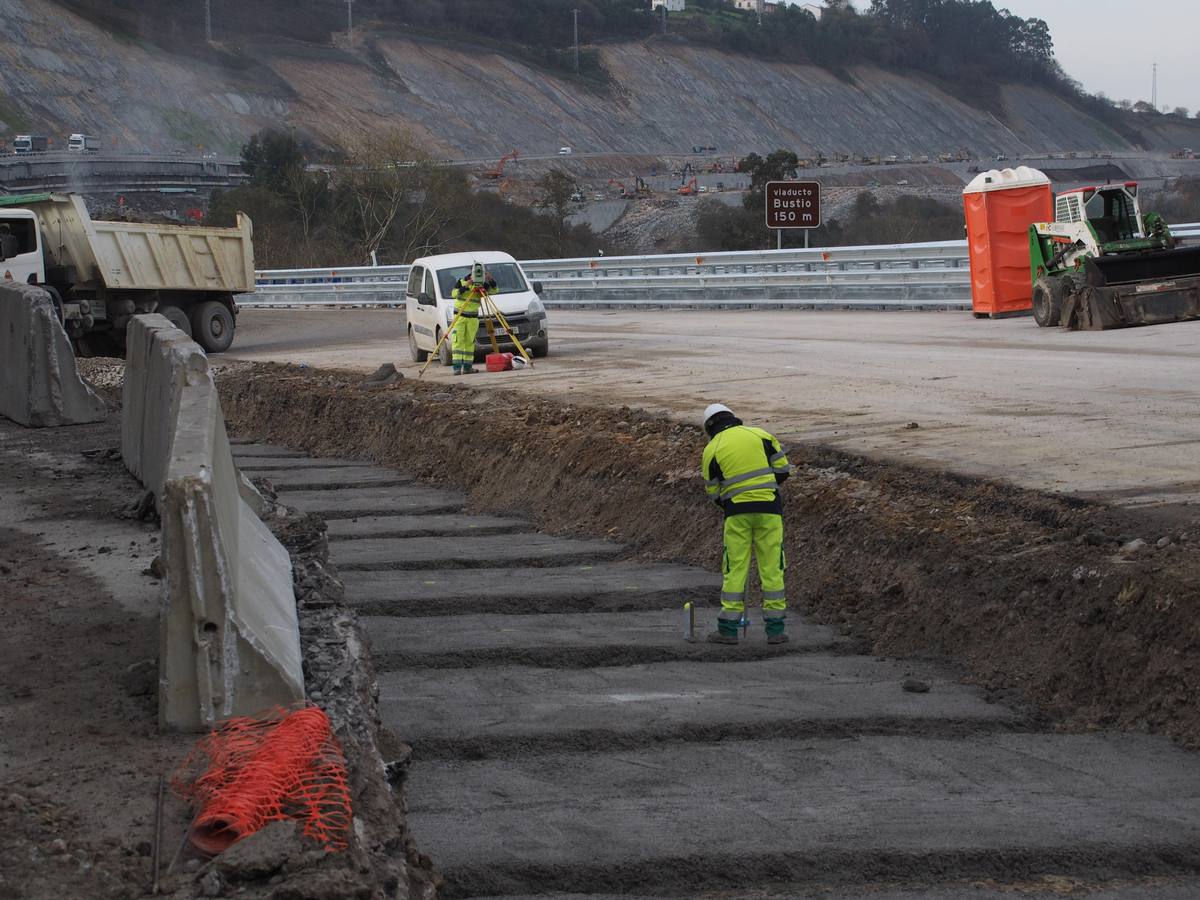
[217,364,1200,748]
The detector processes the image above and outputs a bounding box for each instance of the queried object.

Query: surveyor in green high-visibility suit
[450,263,498,375]
[700,403,793,645]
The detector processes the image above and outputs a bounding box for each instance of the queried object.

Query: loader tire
[1032,276,1064,328]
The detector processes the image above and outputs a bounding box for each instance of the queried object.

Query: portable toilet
[963,166,1053,317]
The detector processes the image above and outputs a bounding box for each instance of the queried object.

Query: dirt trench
[216,363,1200,749]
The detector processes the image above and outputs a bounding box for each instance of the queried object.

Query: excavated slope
[3,0,1200,156]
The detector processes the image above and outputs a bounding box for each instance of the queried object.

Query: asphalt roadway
[228,308,1200,511]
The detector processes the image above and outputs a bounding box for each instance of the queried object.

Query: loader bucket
[1085,245,1200,287]
[1061,280,1200,330]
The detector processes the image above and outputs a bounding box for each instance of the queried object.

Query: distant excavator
[485,149,518,179]
[608,178,653,198]
[678,178,698,195]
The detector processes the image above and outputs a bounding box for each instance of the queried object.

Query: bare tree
[336,130,464,265]
[537,169,580,258]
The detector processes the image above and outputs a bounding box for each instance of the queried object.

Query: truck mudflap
[1061,278,1200,330]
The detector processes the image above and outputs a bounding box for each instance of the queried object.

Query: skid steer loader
[1029,182,1200,330]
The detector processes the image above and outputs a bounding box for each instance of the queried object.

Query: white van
[405,251,549,365]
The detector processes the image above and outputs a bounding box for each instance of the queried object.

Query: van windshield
[436,262,528,298]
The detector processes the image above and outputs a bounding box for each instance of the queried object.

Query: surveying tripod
[418,279,535,378]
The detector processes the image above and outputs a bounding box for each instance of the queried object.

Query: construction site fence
[248,227,1200,311]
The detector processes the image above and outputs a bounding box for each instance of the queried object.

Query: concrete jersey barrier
[122,314,208,499]
[159,375,305,731]
[0,282,107,427]
[121,314,303,731]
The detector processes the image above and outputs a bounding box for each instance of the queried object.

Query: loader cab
[1058,183,1143,245]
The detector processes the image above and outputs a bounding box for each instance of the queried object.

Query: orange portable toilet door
[963,167,1053,317]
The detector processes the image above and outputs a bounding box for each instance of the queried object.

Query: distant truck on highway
[0,192,254,355]
[13,135,49,153]
[67,133,100,153]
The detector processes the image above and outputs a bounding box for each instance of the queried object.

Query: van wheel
[532,338,549,358]
[437,329,453,366]
[157,303,193,339]
[409,326,429,362]
[191,301,235,352]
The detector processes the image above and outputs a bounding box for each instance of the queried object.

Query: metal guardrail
[247,227,1200,311]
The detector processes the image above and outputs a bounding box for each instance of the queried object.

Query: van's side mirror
[418,292,434,305]
[532,281,543,294]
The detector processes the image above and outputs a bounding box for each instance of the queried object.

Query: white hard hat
[702,403,733,428]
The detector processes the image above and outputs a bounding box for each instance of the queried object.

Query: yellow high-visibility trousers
[718,512,786,636]
[452,315,479,371]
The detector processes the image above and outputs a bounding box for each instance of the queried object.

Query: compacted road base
[236,443,1200,899]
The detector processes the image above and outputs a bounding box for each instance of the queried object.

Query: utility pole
[661,4,667,35]
[573,9,580,73]
[1152,62,1158,111]
[347,0,354,43]
[204,0,212,42]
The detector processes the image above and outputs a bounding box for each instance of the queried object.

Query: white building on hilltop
[734,0,824,15]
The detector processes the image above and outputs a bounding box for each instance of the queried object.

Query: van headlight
[527,298,546,319]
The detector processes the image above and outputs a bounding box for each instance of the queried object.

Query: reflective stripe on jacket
[701,425,791,517]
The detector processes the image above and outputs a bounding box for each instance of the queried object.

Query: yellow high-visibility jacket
[452,277,497,317]
[701,424,791,517]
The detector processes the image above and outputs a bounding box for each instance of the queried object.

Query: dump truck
[1029,181,1200,330]
[0,192,254,354]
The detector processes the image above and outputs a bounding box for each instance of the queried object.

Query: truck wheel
[409,326,429,362]
[158,303,193,339]
[437,329,453,366]
[532,338,549,358]
[1032,277,1064,328]
[191,301,235,353]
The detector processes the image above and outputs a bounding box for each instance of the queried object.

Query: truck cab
[0,209,44,285]
[405,251,548,366]
[68,134,99,153]
[13,135,48,154]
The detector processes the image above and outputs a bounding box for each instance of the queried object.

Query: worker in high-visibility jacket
[700,403,793,644]
[450,263,498,374]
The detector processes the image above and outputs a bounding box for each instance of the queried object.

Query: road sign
[766,181,821,229]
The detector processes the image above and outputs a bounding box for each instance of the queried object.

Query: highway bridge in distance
[0,151,246,195]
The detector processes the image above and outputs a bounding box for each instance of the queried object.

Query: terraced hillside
[4,0,1200,157]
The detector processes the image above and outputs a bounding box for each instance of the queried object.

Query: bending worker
[450,263,498,375]
[700,403,792,645]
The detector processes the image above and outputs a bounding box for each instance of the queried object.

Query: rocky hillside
[3,0,1200,158]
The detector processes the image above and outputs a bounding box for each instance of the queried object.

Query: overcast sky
[995,0,1196,113]
[833,1,1198,114]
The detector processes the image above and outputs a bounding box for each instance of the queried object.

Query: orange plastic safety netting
[172,705,352,855]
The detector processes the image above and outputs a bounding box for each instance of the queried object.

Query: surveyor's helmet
[702,403,735,436]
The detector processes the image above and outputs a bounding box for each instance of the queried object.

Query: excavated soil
[0,369,436,900]
[217,363,1200,748]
